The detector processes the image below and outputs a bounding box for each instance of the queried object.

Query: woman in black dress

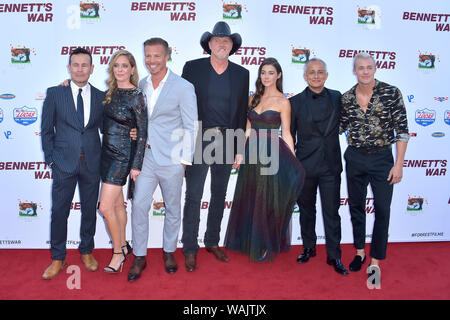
[99,50,147,273]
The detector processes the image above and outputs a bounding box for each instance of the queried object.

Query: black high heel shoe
[104,250,126,273]
[122,241,132,259]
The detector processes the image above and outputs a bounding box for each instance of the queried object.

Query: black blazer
[182,57,249,154]
[289,87,343,177]
[41,84,105,173]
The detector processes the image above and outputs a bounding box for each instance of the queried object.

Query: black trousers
[298,168,342,259]
[182,134,233,254]
[50,157,100,260]
[344,146,394,260]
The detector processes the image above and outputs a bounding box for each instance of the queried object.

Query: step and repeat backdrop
[0,0,449,249]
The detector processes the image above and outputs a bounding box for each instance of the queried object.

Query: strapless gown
[225,109,305,262]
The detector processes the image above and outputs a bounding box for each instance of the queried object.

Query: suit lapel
[322,88,337,137]
[228,62,238,123]
[85,84,97,128]
[151,70,172,119]
[64,85,83,130]
[300,90,314,128]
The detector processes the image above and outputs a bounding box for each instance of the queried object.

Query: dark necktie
[77,88,84,127]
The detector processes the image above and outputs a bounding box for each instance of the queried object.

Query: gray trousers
[131,149,185,256]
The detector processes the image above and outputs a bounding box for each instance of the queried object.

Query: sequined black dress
[101,88,147,186]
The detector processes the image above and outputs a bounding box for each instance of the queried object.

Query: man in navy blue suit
[41,48,105,279]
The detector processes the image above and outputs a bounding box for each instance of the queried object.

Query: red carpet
[1,242,449,300]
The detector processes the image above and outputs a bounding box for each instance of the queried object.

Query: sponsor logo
[80,1,103,19]
[410,132,417,137]
[167,46,179,62]
[223,2,247,20]
[0,93,15,100]
[407,196,425,212]
[11,47,35,63]
[403,11,450,32]
[13,106,38,126]
[415,108,435,126]
[292,47,313,64]
[418,53,436,69]
[153,200,166,216]
[407,94,415,103]
[0,108,3,123]
[434,97,448,102]
[432,132,445,137]
[4,130,12,139]
[444,110,450,125]
[19,201,41,217]
[358,8,375,24]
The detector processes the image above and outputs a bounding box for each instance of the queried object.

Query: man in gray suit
[127,38,197,281]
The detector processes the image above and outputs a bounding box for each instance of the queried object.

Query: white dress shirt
[70,81,91,127]
[145,68,170,119]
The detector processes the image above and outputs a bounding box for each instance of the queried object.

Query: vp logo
[407,94,415,103]
[4,131,12,139]
[367,265,381,289]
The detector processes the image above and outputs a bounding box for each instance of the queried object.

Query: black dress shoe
[127,256,146,282]
[296,247,316,263]
[349,255,366,272]
[163,251,178,274]
[326,257,349,275]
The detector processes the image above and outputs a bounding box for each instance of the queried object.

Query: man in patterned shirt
[340,52,409,283]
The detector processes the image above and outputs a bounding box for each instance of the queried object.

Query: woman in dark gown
[99,50,147,273]
[225,58,305,262]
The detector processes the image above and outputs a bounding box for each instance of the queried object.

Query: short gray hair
[353,52,376,70]
[304,58,327,75]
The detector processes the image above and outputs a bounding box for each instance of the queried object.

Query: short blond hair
[353,52,376,70]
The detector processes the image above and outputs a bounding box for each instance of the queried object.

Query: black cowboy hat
[200,21,242,55]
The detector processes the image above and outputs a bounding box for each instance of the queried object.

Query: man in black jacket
[181,21,249,271]
[290,58,348,275]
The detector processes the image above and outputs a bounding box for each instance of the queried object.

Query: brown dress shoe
[205,246,229,262]
[81,253,98,271]
[128,256,146,282]
[163,251,178,274]
[184,254,198,272]
[42,260,67,280]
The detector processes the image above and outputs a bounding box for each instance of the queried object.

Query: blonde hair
[103,50,139,105]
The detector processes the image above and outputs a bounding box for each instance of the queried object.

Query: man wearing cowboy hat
[181,21,249,271]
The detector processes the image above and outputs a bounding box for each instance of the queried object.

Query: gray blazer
[139,70,198,166]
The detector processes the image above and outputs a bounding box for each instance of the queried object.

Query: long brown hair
[103,50,139,105]
[249,57,283,110]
